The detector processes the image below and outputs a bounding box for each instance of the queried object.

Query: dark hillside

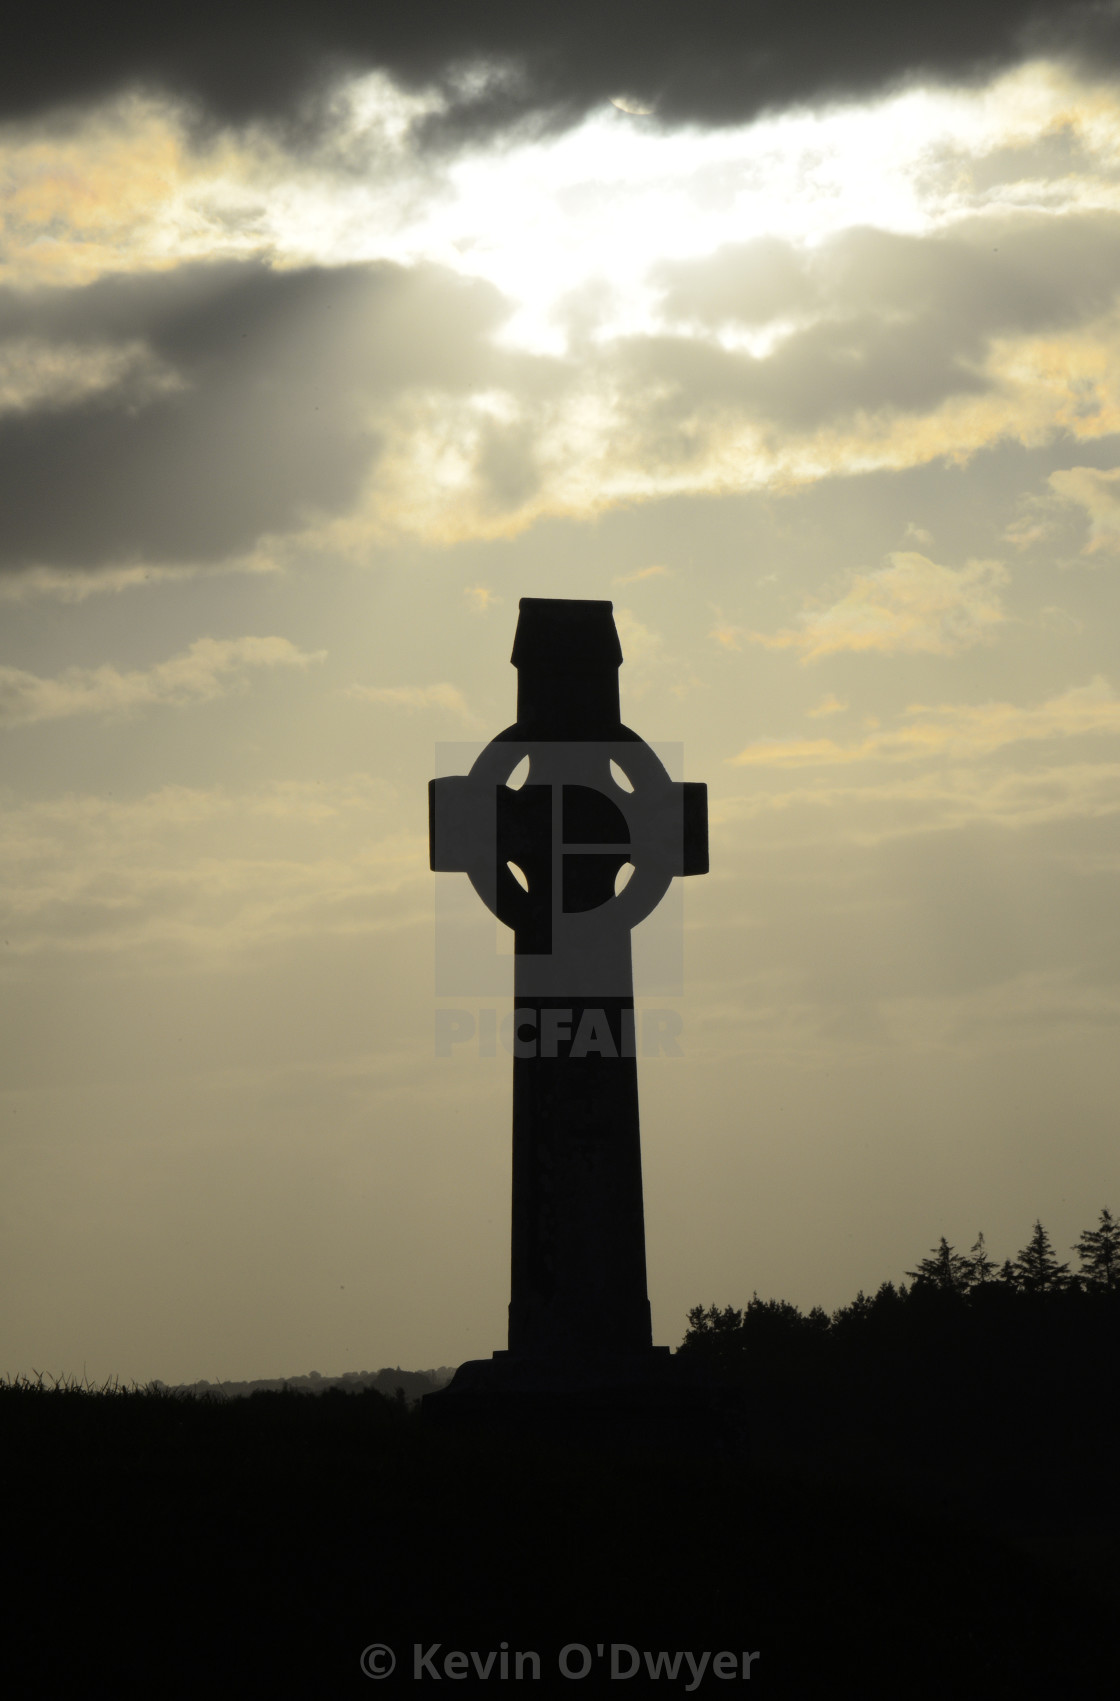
[5,1303,1116,1700]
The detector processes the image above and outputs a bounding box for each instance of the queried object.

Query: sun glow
[5,61,1120,353]
[369,61,1120,356]
[6,57,1120,548]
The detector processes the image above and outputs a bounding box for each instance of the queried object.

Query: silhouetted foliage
[1074,1207,1120,1291]
[965,1230,998,1286]
[682,1208,1120,1491]
[1010,1218,1071,1294]
[683,1210,1118,1363]
[906,1235,972,1293]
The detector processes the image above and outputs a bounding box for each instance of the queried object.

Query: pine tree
[1072,1207,1120,1291]
[964,1231,997,1288]
[1010,1220,1070,1294]
[905,1236,971,1293]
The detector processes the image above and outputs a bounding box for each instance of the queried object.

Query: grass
[3,1366,1115,1698]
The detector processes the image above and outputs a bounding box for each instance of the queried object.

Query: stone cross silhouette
[430,598,707,1383]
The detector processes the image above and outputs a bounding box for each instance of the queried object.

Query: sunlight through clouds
[5,61,1120,327]
[6,62,1120,552]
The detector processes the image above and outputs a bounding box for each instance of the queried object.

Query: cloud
[0,776,425,961]
[346,682,475,721]
[717,752,1120,853]
[0,337,182,415]
[655,237,821,332]
[463,585,501,611]
[613,565,671,585]
[9,168,1120,565]
[0,86,446,294]
[750,552,1009,661]
[260,224,1120,544]
[2,2,1115,143]
[473,413,542,511]
[338,207,1117,538]
[0,564,199,602]
[709,619,744,652]
[730,676,1120,766]
[1047,464,1120,553]
[0,635,323,729]
[0,546,281,602]
[0,258,512,573]
[807,694,849,718]
[637,215,1120,436]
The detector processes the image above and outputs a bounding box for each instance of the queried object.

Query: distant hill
[154,1366,456,1403]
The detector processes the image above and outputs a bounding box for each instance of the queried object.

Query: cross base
[440,1345,673,1396]
[421,1350,747,1449]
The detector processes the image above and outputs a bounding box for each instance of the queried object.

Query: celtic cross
[430,598,707,1376]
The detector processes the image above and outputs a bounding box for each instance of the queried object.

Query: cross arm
[429,775,489,873]
[680,780,708,877]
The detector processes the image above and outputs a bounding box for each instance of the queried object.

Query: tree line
[682,1206,1119,1356]
[903,1207,1118,1295]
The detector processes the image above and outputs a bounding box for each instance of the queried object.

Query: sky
[3,2,1120,1384]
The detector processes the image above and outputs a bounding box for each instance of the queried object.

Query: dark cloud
[657,215,1120,336]
[630,212,1120,441]
[4,2,1119,142]
[5,211,1120,576]
[0,260,512,570]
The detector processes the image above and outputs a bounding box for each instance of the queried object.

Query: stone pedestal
[422,1347,746,1450]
